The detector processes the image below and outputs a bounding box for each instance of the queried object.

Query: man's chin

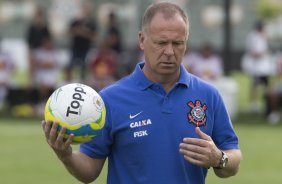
[158,68,179,76]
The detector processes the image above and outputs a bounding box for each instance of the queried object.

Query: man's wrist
[55,149,73,163]
[213,151,229,169]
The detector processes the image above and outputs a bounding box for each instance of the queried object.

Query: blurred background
[0,0,282,183]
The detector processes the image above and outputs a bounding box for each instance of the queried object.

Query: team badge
[187,100,207,127]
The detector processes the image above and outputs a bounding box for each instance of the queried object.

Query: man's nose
[164,43,174,56]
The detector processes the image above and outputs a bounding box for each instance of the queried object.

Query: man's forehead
[146,14,188,36]
[150,12,184,23]
[148,13,187,29]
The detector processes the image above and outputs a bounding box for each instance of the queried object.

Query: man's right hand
[42,120,74,162]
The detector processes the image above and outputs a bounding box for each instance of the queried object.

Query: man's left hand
[179,127,222,168]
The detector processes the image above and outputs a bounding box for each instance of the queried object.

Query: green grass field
[0,118,106,184]
[0,115,281,184]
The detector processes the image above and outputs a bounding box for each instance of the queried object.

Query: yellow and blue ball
[44,83,106,144]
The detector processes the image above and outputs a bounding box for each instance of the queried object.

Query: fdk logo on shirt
[130,119,152,138]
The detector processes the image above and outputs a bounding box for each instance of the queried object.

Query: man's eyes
[156,41,168,45]
[155,41,184,46]
[172,41,184,46]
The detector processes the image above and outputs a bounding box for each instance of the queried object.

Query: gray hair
[141,1,189,32]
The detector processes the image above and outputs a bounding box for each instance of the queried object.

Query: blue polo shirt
[80,62,239,184]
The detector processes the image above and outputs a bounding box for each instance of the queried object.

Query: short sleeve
[80,93,113,158]
[211,91,239,150]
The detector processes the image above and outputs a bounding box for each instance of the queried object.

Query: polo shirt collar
[131,62,190,90]
[131,62,154,90]
[178,64,190,88]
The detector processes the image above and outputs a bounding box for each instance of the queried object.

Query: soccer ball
[44,83,106,144]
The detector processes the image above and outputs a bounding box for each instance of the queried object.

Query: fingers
[49,122,59,144]
[182,137,210,148]
[41,120,73,147]
[179,146,209,168]
[179,142,205,154]
[179,142,210,168]
[179,128,215,168]
[41,120,73,160]
[195,127,212,141]
[179,142,207,162]
[183,154,206,167]
[179,145,206,160]
[42,120,52,140]
[65,134,74,147]
[56,126,66,142]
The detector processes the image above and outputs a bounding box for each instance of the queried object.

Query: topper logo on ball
[66,86,86,117]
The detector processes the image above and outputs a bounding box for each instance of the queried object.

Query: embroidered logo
[129,111,143,119]
[187,100,207,127]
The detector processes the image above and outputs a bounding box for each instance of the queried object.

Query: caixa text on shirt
[130,119,152,138]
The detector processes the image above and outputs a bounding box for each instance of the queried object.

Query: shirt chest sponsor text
[130,119,152,138]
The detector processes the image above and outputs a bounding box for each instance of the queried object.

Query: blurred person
[183,43,223,81]
[26,6,51,80]
[241,21,274,112]
[182,45,199,73]
[104,12,123,54]
[0,42,13,110]
[116,43,143,78]
[31,36,60,116]
[96,11,122,80]
[86,42,117,91]
[65,2,97,82]
[265,53,282,124]
[42,2,241,184]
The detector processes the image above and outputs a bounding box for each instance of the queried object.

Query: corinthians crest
[187,100,207,127]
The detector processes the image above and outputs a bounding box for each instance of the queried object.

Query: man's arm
[61,151,106,183]
[42,120,105,183]
[213,149,242,178]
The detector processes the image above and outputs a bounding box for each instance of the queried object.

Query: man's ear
[138,31,145,51]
